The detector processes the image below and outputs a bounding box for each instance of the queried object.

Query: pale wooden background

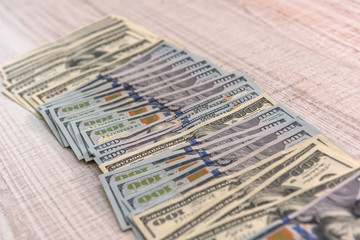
[1,0,359,239]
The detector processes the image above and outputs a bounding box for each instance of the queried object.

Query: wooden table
[1,0,359,239]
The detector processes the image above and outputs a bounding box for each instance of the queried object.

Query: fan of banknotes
[2,15,360,240]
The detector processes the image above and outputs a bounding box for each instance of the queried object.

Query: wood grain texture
[0,0,359,239]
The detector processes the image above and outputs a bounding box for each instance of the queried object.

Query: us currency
[100,103,299,177]
[14,37,160,113]
[117,118,319,218]
[52,63,219,160]
[40,70,236,148]
[79,67,226,156]
[50,56,208,121]
[257,171,360,240]
[105,116,298,227]
[209,148,359,224]
[1,15,123,82]
[96,99,297,166]
[34,40,181,105]
[37,77,125,146]
[8,39,145,115]
[91,73,259,161]
[91,90,261,164]
[48,52,201,121]
[32,41,182,104]
[1,15,122,70]
[13,37,159,113]
[114,161,218,218]
[5,27,141,96]
[99,95,276,225]
[122,114,317,178]
[61,64,221,153]
[98,104,300,229]
[104,49,195,84]
[130,135,335,239]
[6,17,158,83]
[88,72,242,158]
[68,60,213,152]
[161,145,360,240]
[189,171,359,240]
[99,94,277,173]
[95,92,276,165]
[36,45,186,136]
[110,115,294,202]
[99,41,181,78]
[37,45,193,116]
[5,23,130,83]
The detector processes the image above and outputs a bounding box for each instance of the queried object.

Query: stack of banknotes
[2,15,359,240]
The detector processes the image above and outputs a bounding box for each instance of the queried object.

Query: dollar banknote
[32,41,182,104]
[88,73,245,160]
[14,38,160,114]
[1,15,125,84]
[98,93,277,173]
[98,104,300,229]
[52,63,221,160]
[257,171,360,240]
[160,145,360,240]
[129,135,335,239]
[116,119,318,220]
[84,84,256,161]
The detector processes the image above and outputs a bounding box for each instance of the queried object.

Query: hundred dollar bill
[33,45,185,106]
[88,72,243,158]
[1,15,123,82]
[5,16,158,83]
[79,69,229,155]
[68,61,214,151]
[32,41,182,104]
[110,109,310,171]
[258,171,360,240]
[1,15,123,68]
[64,64,222,152]
[101,103,299,175]
[111,115,294,202]
[106,116,298,226]
[206,170,360,240]
[91,74,261,161]
[118,120,318,217]
[7,39,145,115]
[50,56,208,121]
[52,63,218,160]
[115,161,218,217]
[186,173,353,240]
[103,113,289,173]
[162,145,360,240]
[37,48,195,141]
[130,135,336,239]
[37,77,125,146]
[91,90,261,163]
[12,37,159,114]
[98,104,299,229]
[99,41,181,78]
[102,93,278,223]
[15,37,160,112]
[49,53,202,122]
[5,28,141,97]
[99,93,277,172]
[5,23,130,83]
[34,40,181,105]
[211,150,359,225]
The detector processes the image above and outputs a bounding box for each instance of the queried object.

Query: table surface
[1,0,360,239]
